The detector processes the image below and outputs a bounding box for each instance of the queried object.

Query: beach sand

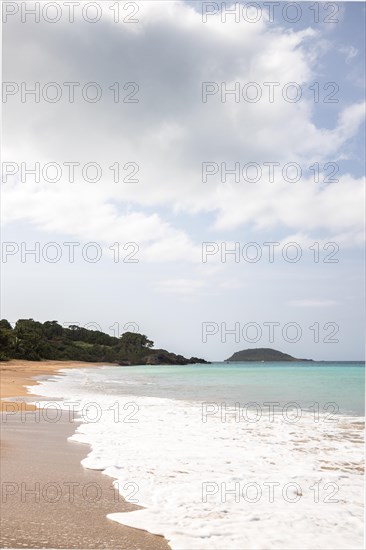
[0,360,170,549]
[0,359,116,412]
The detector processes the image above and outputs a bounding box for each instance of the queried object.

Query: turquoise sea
[81,361,365,416]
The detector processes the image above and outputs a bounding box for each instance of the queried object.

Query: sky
[1,1,365,361]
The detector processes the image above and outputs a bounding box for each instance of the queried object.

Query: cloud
[2,0,365,262]
[213,173,365,241]
[339,45,358,64]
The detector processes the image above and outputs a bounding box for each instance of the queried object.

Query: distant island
[225,348,312,362]
[0,319,209,366]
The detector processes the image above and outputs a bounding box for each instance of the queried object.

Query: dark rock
[142,351,210,366]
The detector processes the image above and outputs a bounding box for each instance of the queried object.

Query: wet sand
[0,359,116,411]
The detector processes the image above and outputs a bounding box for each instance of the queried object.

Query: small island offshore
[0,319,209,365]
[226,347,313,362]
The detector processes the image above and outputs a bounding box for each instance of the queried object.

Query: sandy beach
[0,360,170,549]
[0,359,117,412]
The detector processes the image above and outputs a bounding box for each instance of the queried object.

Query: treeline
[0,319,153,363]
[0,319,208,365]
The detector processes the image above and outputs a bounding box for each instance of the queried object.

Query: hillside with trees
[0,319,208,365]
[226,347,312,362]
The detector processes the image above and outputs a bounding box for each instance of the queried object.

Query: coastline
[26,363,365,549]
[0,359,171,549]
[1,359,364,549]
[0,359,116,412]
[0,412,170,549]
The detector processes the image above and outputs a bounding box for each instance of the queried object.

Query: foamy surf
[27,367,364,550]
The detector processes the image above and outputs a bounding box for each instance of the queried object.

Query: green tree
[0,319,14,360]
[14,319,45,360]
[120,332,154,354]
[43,320,63,339]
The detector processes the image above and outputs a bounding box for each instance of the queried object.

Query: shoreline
[0,359,171,549]
[1,360,364,549]
[0,359,116,411]
[0,412,170,549]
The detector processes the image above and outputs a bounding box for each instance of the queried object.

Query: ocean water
[28,362,365,549]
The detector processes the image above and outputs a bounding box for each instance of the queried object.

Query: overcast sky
[2,1,365,361]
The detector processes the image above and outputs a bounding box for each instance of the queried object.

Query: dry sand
[0,360,170,549]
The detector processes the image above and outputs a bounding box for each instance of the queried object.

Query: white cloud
[213,173,365,241]
[2,0,365,262]
[339,45,358,64]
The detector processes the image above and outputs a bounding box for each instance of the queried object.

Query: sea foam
[27,368,364,550]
